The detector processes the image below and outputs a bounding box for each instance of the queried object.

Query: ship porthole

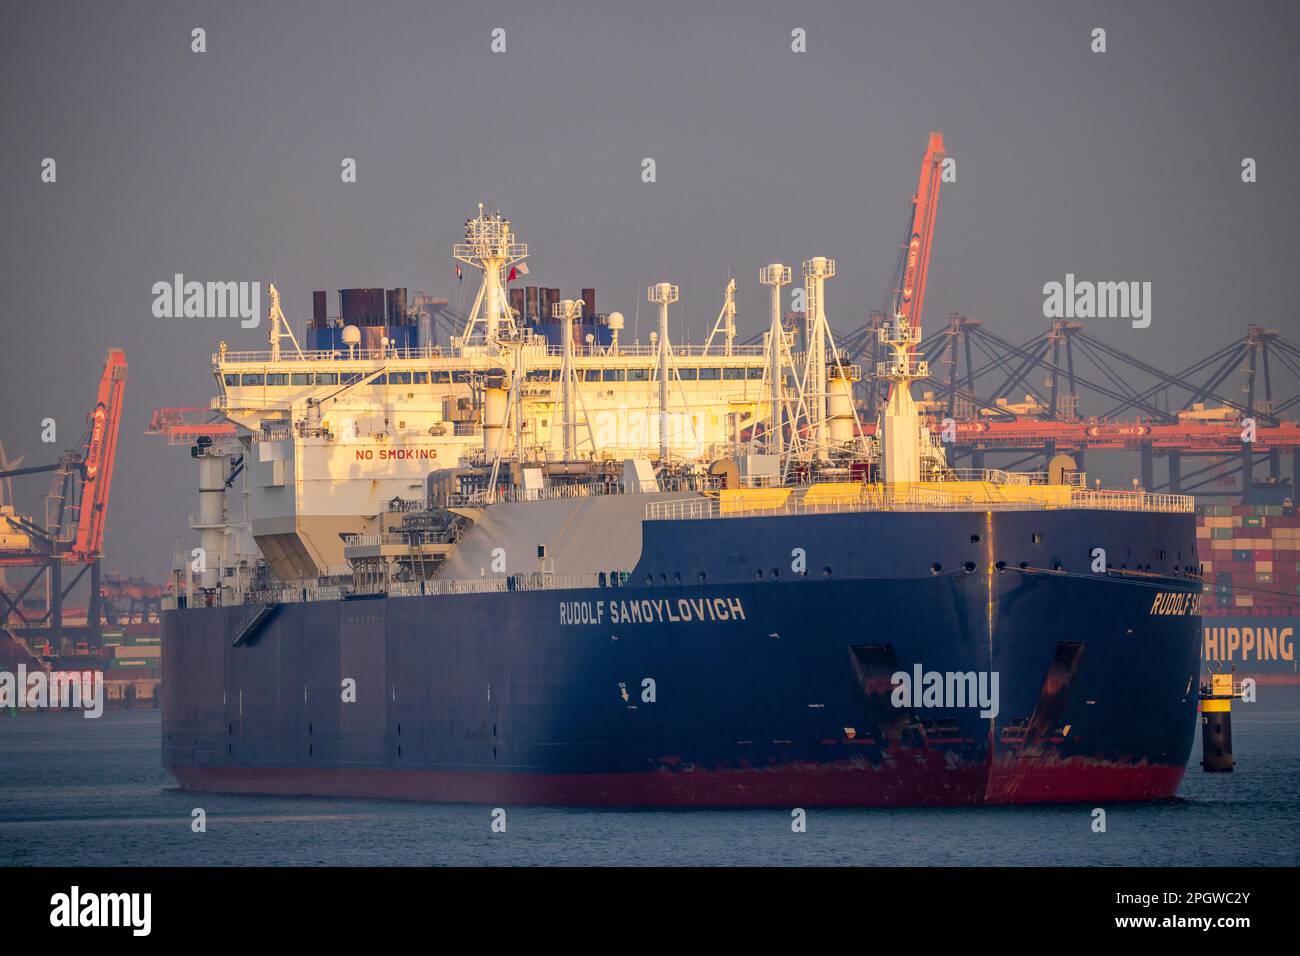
[698,571,707,582]
[673,572,682,583]
[970,534,980,543]
[1052,561,1063,571]
[964,561,977,573]
[1018,561,1029,570]
[770,568,779,579]
[756,569,764,579]
[822,566,832,577]
[995,561,1007,572]
[646,574,654,586]
[931,562,943,574]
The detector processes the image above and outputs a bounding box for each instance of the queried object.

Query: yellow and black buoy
[1199,672,1240,773]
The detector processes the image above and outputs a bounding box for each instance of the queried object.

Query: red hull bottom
[171,760,1187,808]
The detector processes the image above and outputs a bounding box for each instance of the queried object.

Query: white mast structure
[648,282,679,462]
[801,257,835,461]
[553,297,584,460]
[703,277,737,356]
[267,284,303,361]
[877,310,929,483]
[758,264,794,459]
[454,204,528,346]
[783,256,864,466]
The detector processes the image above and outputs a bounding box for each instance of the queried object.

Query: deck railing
[645,487,1194,521]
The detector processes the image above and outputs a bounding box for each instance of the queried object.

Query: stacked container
[1197,502,1299,612]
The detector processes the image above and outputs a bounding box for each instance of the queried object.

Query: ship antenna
[453,203,528,347]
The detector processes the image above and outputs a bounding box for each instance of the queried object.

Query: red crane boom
[895,131,946,336]
[72,348,127,559]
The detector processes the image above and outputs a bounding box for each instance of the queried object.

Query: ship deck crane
[891,131,946,339]
[851,132,947,417]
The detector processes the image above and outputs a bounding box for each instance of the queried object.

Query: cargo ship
[159,201,1204,807]
[1198,488,1299,685]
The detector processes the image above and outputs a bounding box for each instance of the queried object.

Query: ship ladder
[231,599,278,648]
[407,534,426,589]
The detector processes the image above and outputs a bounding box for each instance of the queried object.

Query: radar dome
[607,311,625,330]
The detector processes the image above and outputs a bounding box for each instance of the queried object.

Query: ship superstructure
[201,204,872,585]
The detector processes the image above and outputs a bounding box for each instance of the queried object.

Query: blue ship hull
[163,508,1202,806]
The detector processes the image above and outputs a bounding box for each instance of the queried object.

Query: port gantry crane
[821,131,1299,500]
[0,349,127,650]
[845,318,1300,498]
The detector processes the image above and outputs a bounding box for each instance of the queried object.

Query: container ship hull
[163,509,1202,807]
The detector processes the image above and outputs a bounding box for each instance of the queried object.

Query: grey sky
[2,0,1297,578]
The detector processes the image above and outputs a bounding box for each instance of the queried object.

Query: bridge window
[673,367,697,380]
[412,372,428,383]
[389,371,412,385]
[698,367,721,381]
[584,369,602,381]
[223,374,239,386]
[240,373,264,386]
[746,366,765,380]
[602,369,625,382]
[451,371,470,383]
[265,373,288,386]
[723,367,745,380]
[290,373,312,385]
[430,371,450,383]
[626,367,650,381]
[315,372,338,385]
